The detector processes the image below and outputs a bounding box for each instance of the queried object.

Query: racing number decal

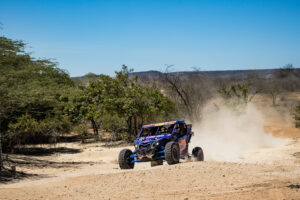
[178,137,187,152]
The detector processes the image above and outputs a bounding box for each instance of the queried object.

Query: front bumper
[130,144,165,163]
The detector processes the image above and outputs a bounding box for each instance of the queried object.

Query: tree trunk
[0,131,3,170]
[134,116,137,136]
[163,72,195,122]
[91,119,99,141]
[272,93,277,106]
[127,116,132,134]
[141,117,144,129]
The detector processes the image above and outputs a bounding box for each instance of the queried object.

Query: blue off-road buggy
[118,120,204,169]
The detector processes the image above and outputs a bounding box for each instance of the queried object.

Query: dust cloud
[190,101,286,162]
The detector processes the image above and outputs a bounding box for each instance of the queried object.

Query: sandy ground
[1,100,300,199]
[0,132,300,199]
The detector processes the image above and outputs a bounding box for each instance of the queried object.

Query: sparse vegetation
[264,80,281,106]
[161,66,215,122]
[218,81,260,109]
[295,105,300,128]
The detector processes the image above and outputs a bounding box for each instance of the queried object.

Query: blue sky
[1,0,299,76]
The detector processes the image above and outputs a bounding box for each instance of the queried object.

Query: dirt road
[1,133,300,200]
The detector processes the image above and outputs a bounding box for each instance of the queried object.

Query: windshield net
[140,124,174,137]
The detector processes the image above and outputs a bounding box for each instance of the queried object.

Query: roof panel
[142,120,184,128]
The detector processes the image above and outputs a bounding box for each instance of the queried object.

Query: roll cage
[137,120,190,138]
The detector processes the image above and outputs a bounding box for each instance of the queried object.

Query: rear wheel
[165,141,180,165]
[118,149,134,169]
[192,147,204,161]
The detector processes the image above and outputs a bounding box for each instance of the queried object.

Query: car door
[178,124,188,157]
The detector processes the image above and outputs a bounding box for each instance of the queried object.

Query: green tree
[112,66,176,138]
[0,36,74,149]
[69,65,177,141]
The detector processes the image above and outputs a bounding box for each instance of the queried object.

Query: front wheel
[192,147,204,161]
[165,141,180,165]
[118,149,134,169]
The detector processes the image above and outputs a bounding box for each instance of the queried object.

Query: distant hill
[130,68,291,79]
[72,68,300,85]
